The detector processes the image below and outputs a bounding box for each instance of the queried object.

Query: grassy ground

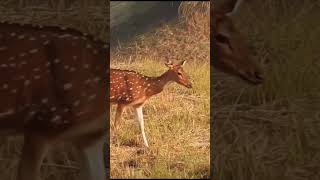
[110,59,210,178]
[110,5,210,179]
[213,0,320,179]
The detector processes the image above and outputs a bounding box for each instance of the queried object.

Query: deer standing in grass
[0,21,108,180]
[110,60,192,147]
[213,0,264,85]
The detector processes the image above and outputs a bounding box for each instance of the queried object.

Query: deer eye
[215,33,233,50]
[177,72,182,76]
[215,34,229,44]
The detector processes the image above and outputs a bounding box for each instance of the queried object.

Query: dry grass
[213,0,320,179]
[0,0,108,41]
[0,1,108,180]
[110,59,210,178]
[110,2,210,179]
[178,1,210,21]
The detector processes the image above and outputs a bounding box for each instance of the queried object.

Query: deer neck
[146,71,174,96]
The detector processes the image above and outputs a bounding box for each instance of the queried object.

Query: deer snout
[240,69,264,85]
[186,82,192,88]
[254,71,264,82]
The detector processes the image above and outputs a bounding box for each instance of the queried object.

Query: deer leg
[76,135,107,180]
[112,104,124,144]
[134,106,149,147]
[114,104,125,130]
[17,134,50,180]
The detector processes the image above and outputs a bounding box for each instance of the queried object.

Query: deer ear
[179,60,187,67]
[215,0,243,16]
[165,60,173,68]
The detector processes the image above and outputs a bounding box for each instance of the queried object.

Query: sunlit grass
[110,4,210,177]
[110,58,210,179]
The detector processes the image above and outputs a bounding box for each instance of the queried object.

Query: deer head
[165,60,193,89]
[213,0,264,85]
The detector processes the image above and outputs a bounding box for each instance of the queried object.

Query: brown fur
[110,60,192,146]
[0,22,109,180]
[213,0,264,85]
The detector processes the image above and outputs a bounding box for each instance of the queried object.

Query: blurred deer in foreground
[0,22,108,180]
[213,0,264,85]
[110,60,192,147]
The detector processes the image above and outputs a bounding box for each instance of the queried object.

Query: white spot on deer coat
[51,115,61,122]
[63,83,72,90]
[84,79,91,84]
[29,111,36,116]
[0,109,15,117]
[0,46,8,51]
[24,80,30,86]
[83,64,89,69]
[43,40,50,45]
[73,100,80,106]
[9,63,16,67]
[18,35,25,39]
[41,98,48,104]
[33,67,40,72]
[86,44,92,49]
[34,75,41,79]
[29,49,39,54]
[19,53,26,57]
[93,77,101,82]
[88,94,97,101]
[2,84,8,89]
[54,59,60,63]
[59,34,71,38]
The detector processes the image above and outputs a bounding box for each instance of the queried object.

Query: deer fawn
[213,0,264,85]
[0,22,108,180]
[110,60,192,147]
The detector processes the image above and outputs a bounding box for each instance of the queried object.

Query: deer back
[0,22,109,135]
[110,69,158,106]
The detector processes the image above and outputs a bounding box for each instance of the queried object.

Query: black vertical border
[210,0,215,179]
[106,0,111,179]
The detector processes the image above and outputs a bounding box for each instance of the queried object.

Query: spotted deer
[0,21,108,180]
[213,0,264,85]
[110,60,192,147]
